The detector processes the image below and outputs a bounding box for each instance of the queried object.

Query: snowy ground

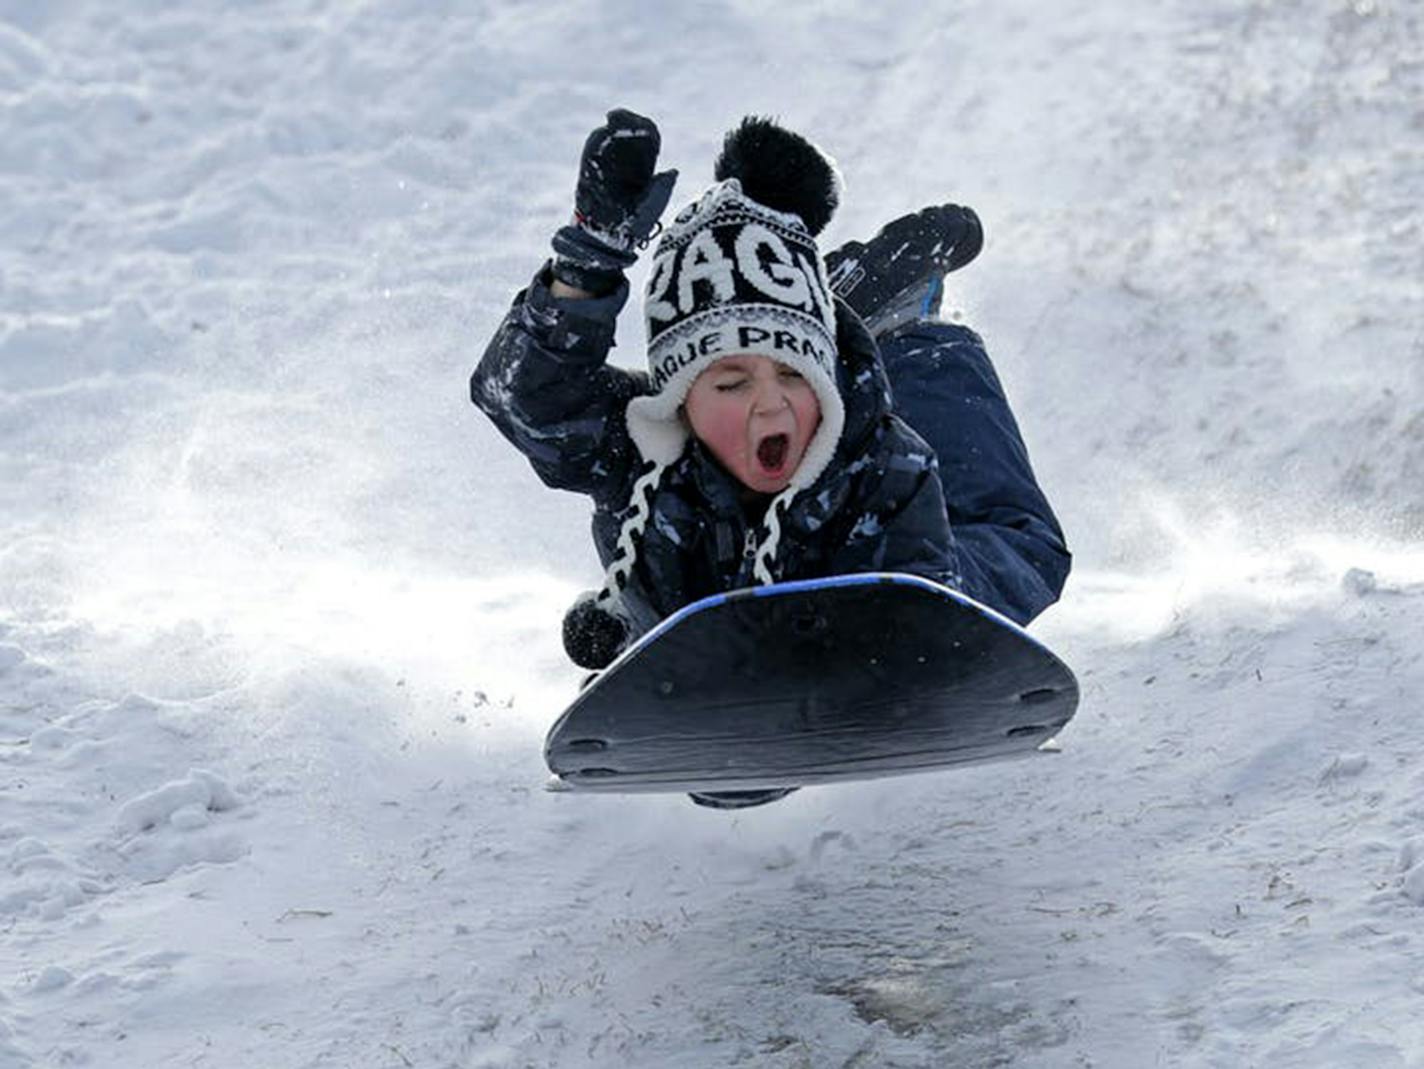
[3,1,1423,1066]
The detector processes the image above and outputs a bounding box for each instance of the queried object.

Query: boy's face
[683,354,822,495]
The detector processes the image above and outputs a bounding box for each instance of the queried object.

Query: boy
[472,111,1069,806]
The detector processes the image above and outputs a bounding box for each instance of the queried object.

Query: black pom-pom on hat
[713,116,839,236]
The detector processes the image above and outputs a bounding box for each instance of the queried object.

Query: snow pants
[877,321,1070,625]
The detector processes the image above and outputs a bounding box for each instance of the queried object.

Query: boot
[825,203,983,338]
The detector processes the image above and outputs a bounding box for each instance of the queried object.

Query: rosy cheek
[795,393,822,429]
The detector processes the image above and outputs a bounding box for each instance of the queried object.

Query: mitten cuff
[551,223,637,296]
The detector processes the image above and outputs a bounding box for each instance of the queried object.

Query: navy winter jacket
[472,266,1068,646]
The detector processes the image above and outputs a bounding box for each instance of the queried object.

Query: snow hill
[2,1,1422,1065]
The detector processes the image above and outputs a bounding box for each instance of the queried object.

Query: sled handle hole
[564,738,608,754]
[1007,724,1050,738]
[1018,687,1058,705]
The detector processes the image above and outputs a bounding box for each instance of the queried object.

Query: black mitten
[551,108,678,295]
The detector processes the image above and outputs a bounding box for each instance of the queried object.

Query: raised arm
[469,108,678,503]
[472,269,647,499]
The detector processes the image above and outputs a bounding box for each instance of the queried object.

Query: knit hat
[624,177,843,490]
[565,117,844,669]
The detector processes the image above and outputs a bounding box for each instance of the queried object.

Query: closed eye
[714,379,748,392]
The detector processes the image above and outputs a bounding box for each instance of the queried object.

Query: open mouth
[756,433,790,472]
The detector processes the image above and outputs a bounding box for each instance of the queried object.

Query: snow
[2,0,1423,1065]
